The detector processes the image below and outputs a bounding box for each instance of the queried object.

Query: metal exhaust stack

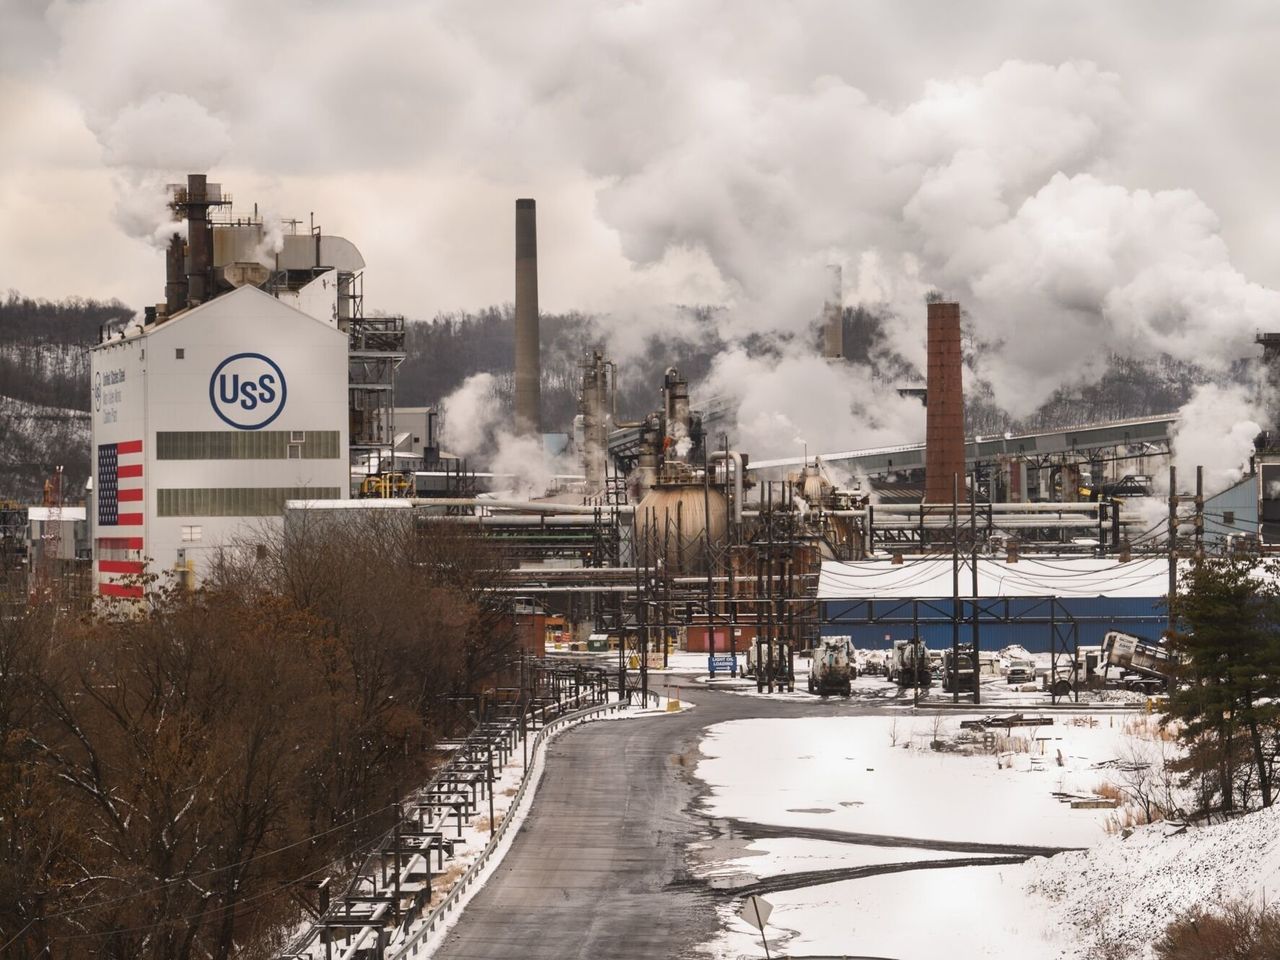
[924,300,965,504]
[514,198,541,435]
[822,264,844,359]
[185,173,213,307]
[164,233,187,316]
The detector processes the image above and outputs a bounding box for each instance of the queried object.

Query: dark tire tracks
[729,854,1031,897]
[720,816,1080,859]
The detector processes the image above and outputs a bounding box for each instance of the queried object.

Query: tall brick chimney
[924,300,965,504]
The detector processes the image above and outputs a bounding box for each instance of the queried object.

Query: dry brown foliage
[0,511,516,960]
[1153,900,1280,960]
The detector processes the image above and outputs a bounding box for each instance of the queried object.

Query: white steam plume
[439,372,568,498]
[1170,383,1262,493]
[98,92,231,251]
[24,4,1280,462]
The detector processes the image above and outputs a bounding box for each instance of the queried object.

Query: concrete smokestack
[580,351,611,493]
[514,198,541,435]
[924,300,965,504]
[822,264,844,359]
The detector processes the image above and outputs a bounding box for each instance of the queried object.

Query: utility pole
[1194,464,1204,561]
[766,483,776,694]
[1168,465,1178,633]
[392,805,402,923]
[639,517,649,705]
[970,473,980,706]
[487,744,495,837]
[951,472,960,704]
[912,600,920,708]
[704,447,714,671]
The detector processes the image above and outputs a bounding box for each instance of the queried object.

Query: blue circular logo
[209,353,287,430]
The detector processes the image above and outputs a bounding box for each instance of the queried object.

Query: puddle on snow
[785,807,834,814]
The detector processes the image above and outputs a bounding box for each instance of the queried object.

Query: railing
[276,663,625,960]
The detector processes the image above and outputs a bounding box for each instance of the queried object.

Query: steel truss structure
[824,595,1165,704]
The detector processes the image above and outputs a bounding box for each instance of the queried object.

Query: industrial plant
[4,171,1276,960]
[0,171,1265,686]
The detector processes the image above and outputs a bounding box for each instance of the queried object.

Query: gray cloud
[4,0,1280,457]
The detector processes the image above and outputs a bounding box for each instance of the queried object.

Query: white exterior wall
[91,286,348,595]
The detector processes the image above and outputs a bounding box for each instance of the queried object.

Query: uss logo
[209,353,288,430]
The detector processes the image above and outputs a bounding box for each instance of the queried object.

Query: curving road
[431,679,882,960]
[431,677,1090,960]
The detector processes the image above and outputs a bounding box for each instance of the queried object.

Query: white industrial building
[89,285,349,597]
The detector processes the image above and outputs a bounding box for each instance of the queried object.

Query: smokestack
[164,233,187,316]
[580,351,611,493]
[822,264,844,360]
[1256,333,1280,446]
[924,300,965,504]
[514,198,541,435]
[185,174,213,307]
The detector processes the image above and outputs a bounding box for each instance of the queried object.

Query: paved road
[431,677,1105,960]
[432,678,852,960]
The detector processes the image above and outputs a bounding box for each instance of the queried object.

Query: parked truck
[808,636,855,697]
[1100,630,1175,691]
[744,639,794,690]
[1005,657,1036,685]
[890,639,932,688]
[942,644,979,693]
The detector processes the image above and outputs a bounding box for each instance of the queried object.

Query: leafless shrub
[1153,900,1280,960]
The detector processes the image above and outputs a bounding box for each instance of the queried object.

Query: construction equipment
[942,643,979,694]
[808,636,855,697]
[358,472,413,498]
[744,639,794,690]
[889,639,932,688]
[1101,630,1175,691]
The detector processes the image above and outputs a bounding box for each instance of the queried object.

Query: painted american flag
[96,439,145,598]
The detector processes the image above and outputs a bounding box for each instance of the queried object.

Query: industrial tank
[634,482,728,574]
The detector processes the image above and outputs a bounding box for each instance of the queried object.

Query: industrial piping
[709,450,745,524]
[410,497,634,515]
[514,199,541,435]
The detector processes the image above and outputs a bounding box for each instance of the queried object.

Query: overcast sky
[4,0,1280,455]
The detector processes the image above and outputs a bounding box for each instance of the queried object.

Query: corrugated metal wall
[822,596,1165,653]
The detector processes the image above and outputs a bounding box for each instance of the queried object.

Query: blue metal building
[819,556,1171,653]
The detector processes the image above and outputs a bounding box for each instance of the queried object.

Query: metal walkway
[747,412,1177,479]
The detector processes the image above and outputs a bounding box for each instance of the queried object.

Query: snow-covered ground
[698,713,1152,847]
[1034,805,1280,953]
[716,865,1065,960]
[694,712,1216,959]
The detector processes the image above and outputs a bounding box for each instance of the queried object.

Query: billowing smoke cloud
[701,350,924,460]
[252,212,286,266]
[13,3,1280,466]
[439,372,568,496]
[1170,383,1262,493]
[98,93,231,251]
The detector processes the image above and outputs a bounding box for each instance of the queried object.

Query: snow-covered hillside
[0,396,89,501]
[1033,804,1280,955]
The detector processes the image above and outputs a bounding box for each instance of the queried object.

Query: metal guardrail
[390,697,640,958]
[277,661,619,960]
